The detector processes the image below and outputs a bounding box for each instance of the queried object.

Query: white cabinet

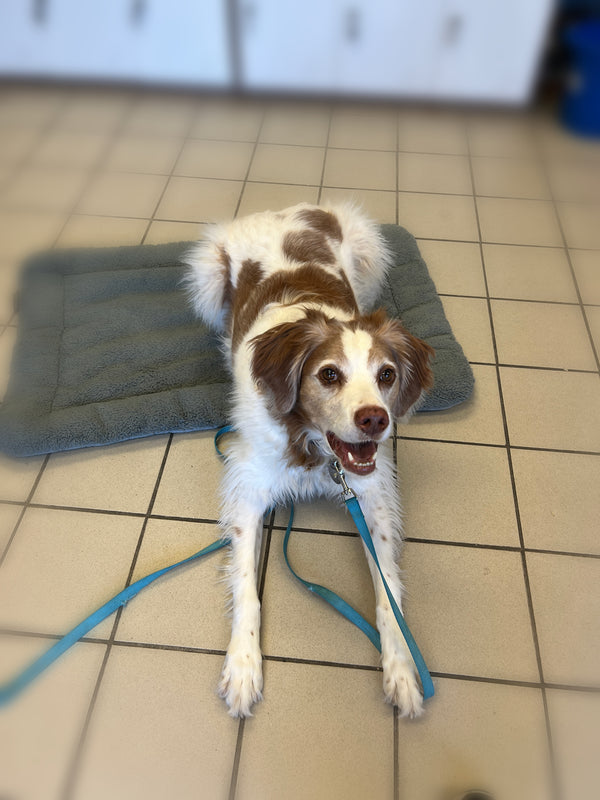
[0,0,231,88]
[239,0,554,104]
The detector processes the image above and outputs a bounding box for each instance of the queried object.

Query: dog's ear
[250,312,330,414]
[366,310,434,418]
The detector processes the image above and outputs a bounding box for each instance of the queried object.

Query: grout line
[466,133,561,800]
[0,454,50,570]
[61,433,175,800]
[316,105,333,205]
[232,107,268,219]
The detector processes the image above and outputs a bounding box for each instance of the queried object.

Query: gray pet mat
[0,225,473,457]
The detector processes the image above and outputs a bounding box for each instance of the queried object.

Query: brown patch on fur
[360,309,434,417]
[283,229,335,265]
[232,264,358,350]
[231,259,264,348]
[296,208,343,242]
[217,245,234,311]
[250,309,340,468]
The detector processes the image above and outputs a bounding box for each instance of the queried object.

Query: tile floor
[0,84,598,800]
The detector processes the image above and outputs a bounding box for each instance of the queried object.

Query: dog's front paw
[218,641,263,718]
[382,653,424,719]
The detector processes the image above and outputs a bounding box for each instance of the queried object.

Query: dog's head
[251,308,434,475]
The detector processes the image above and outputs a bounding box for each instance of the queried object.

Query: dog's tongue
[326,433,378,476]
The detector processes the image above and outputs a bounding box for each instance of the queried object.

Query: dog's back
[184,202,392,341]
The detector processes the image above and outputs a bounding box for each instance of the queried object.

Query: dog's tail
[182,228,232,332]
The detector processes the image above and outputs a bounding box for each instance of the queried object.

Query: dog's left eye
[319,367,338,384]
[379,367,396,384]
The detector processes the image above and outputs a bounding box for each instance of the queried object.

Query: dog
[184,203,433,718]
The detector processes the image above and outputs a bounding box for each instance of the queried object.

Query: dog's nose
[354,406,389,438]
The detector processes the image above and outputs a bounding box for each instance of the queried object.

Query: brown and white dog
[184,203,433,718]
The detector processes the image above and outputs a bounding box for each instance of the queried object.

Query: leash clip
[328,459,356,500]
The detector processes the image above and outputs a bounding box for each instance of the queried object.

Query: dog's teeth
[347,451,355,462]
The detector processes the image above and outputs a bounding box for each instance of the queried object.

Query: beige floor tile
[56,214,147,247]
[472,156,549,199]
[397,109,467,154]
[155,175,242,223]
[1,166,88,212]
[33,436,169,513]
[468,113,537,158]
[403,364,505,446]
[398,152,472,195]
[144,219,202,244]
[319,186,396,223]
[440,296,494,362]
[0,89,65,128]
[548,160,600,203]
[569,248,600,305]
[104,134,183,174]
[558,202,600,249]
[0,636,106,800]
[122,97,196,137]
[237,659,393,800]
[273,496,361,534]
[0,324,16,398]
[0,502,21,552]
[512,449,600,555]
[527,552,599,686]
[151,431,224,520]
[397,440,520,547]
[416,239,485,296]
[77,171,167,218]
[56,92,131,133]
[237,181,319,217]
[323,148,396,191]
[191,99,264,141]
[537,116,600,162]
[492,299,596,370]
[397,192,479,241]
[586,305,600,354]
[0,263,18,325]
[483,243,578,303]
[0,127,32,165]
[262,529,380,667]
[397,679,551,800]
[0,453,45,503]
[260,104,330,147]
[547,688,600,800]
[477,197,563,246]
[328,107,397,150]
[404,542,539,681]
[0,210,64,261]
[500,367,600,451]
[175,139,254,180]
[0,507,142,637]
[249,143,325,185]
[30,130,108,168]
[115,518,230,651]
[73,649,238,800]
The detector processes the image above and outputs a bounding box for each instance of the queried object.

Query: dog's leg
[357,485,425,718]
[218,498,266,718]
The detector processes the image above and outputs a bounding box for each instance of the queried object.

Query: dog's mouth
[326,432,378,476]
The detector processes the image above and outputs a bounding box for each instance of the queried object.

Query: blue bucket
[562,19,600,137]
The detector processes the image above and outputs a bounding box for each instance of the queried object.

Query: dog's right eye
[319,367,338,384]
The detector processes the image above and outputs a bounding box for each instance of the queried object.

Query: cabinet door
[0,0,231,87]
[239,0,339,92]
[336,0,443,96]
[431,0,553,103]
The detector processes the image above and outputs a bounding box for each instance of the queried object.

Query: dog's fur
[184,203,433,718]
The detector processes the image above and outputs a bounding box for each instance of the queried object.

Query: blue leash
[0,427,433,706]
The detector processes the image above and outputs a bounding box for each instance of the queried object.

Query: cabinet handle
[32,0,48,26]
[131,0,147,27]
[443,14,463,46]
[345,7,361,43]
